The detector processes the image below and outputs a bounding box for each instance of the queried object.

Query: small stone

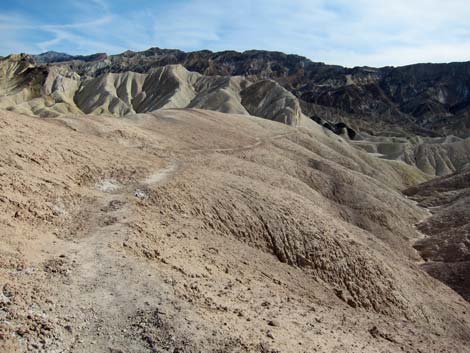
[369,326,381,339]
[267,320,280,327]
[16,327,28,336]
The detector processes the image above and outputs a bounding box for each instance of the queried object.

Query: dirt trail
[38,130,298,352]
[143,161,181,185]
[185,131,297,153]
[42,175,171,352]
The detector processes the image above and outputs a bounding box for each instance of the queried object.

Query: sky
[1,0,470,67]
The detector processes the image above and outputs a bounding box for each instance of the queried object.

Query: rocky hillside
[4,50,470,178]
[0,54,304,126]
[33,48,470,137]
[352,134,470,176]
[1,109,469,352]
[1,46,470,352]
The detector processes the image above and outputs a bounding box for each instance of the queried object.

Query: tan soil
[1,109,469,352]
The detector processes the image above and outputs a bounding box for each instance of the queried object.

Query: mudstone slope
[0,109,469,352]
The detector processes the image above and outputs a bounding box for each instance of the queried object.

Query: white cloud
[42,16,113,30]
[322,43,470,68]
[146,0,470,66]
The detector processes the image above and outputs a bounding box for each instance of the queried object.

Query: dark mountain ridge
[33,51,107,64]
[15,48,470,137]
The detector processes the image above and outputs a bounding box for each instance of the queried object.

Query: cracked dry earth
[1,109,470,353]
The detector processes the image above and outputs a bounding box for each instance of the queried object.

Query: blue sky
[1,0,470,67]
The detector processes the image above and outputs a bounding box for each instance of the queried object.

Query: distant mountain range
[28,47,470,138]
[33,51,107,64]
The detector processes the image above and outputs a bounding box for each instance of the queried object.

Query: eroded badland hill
[1,49,470,352]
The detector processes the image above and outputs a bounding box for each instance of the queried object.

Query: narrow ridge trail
[183,130,298,154]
